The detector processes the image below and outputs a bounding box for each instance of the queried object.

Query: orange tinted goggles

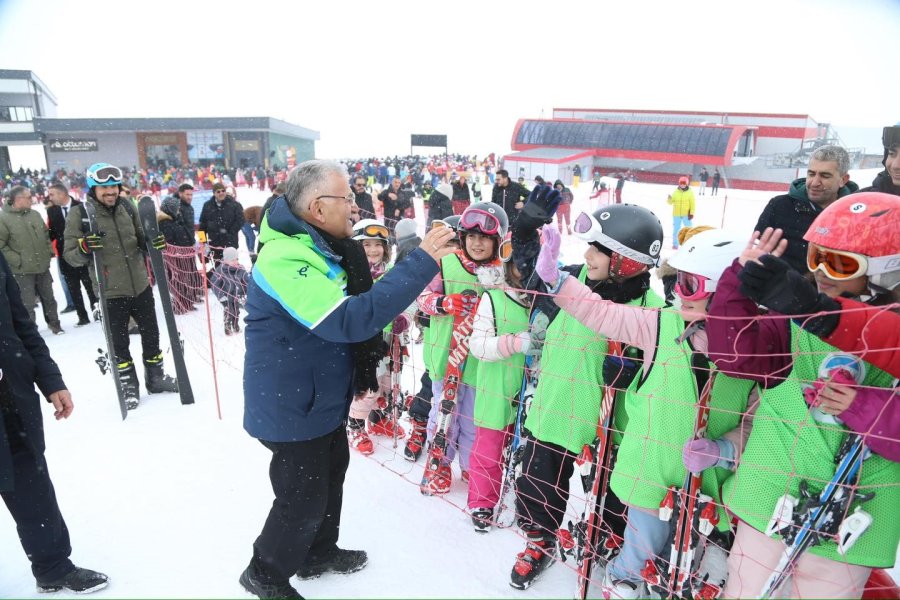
[806,244,866,280]
[499,239,513,263]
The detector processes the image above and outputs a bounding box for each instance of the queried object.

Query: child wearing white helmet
[534,224,755,598]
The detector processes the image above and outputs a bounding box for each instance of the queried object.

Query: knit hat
[677,225,714,247]
[395,218,418,241]
[161,196,180,217]
[222,247,239,263]
[436,183,453,200]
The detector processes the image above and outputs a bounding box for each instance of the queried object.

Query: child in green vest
[706,193,900,598]
[416,202,508,495]
[509,204,667,591]
[347,219,411,455]
[467,237,534,532]
[535,223,754,598]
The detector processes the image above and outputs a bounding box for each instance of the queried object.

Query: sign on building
[48,138,98,152]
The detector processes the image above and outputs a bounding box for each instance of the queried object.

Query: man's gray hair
[285,160,347,214]
[810,145,850,176]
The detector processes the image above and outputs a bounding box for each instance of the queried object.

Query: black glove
[523,184,560,221]
[739,254,840,336]
[603,353,641,390]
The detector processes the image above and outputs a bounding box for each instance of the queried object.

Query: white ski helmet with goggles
[352,219,390,242]
[668,228,742,297]
[573,204,663,278]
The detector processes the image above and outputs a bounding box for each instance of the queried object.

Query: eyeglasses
[460,208,502,235]
[806,244,867,280]
[316,194,356,204]
[675,271,713,301]
[356,223,390,241]
[87,165,123,185]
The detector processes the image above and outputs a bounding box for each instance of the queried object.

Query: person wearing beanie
[553,179,574,234]
[451,175,471,216]
[666,176,696,249]
[860,125,900,196]
[427,182,454,226]
[157,194,198,314]
[208,246,249,336]
[394,218,422,264]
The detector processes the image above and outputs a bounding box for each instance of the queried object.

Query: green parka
[0,203,53,274]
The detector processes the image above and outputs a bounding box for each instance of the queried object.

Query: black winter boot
[37,566,109,594]
[239,560,303,599]
[117,361,140,410]
[296,548,368,580]
[144,354,178,394]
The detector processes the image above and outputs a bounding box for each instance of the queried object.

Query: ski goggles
[357,222,390,241]
[87,165,123,185]
[460,209,502,235]
[806,244,867,280]
[675,271,713,301]
[499,239,513,263]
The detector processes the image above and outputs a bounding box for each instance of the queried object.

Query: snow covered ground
[1,171,895,598]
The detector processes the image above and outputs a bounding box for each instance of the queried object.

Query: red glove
[440,293,478,316]
[392,313,410,334]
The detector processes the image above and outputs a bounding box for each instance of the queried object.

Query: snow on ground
[1,171,895,598]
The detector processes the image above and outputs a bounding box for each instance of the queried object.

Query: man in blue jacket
[240,160,454,599]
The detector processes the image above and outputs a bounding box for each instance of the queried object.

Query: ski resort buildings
[501,108,864,191]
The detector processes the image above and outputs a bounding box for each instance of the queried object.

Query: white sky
[1,0,898,160]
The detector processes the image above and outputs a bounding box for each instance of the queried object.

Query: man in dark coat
[754,145,858,273]
[351,174,375,220]
[46,184,96,326]
[860,125,899,196]
[0,252,108,594]
[426,183,454,226]
[199,182,244,262]
[491,169,529,224]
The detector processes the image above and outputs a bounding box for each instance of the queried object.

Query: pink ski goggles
[675,271,713,301]
[460,209,502,235]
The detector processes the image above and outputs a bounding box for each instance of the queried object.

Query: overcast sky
[1,0,897,160]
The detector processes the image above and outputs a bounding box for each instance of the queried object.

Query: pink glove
[802,367,857,409]
[440,292,478,316]
[536,224,562,284]
[682,438,720,473]
[392,313,410,334]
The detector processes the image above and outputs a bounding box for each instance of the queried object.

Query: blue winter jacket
[243,198,438,442]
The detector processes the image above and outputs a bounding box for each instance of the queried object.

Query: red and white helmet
[804,192,900,290]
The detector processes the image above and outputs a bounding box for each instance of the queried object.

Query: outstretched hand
[421,226,456,263]
[738,227,788,267]
[535,225,562,285]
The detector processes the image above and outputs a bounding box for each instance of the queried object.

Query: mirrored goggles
[499,239,513,263]
[358,223,390,241]
[806,244,867,280]
[460,209,501,236]
[573,211,599,238]
[675,271,713,301]
[88,165,123,185]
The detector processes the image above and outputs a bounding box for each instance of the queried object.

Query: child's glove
[439,292,478,316]
[392,313,410,334]
[536,225,562,285]
[78,233,104,254]
[521,184,561,225]
[150,234,166,250]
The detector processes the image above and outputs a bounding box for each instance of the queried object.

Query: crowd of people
[1,125,898,599]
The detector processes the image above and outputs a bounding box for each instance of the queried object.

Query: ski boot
[144,354,178,394]
[368,408,405,438]
[348,418,374,456]
[471,507,494,534]
[403,416,427,461]
[510,530,557,590]
[601,569,645,599]
[117,361,140,410]
[421,463,452,495]
[691,542,728,599]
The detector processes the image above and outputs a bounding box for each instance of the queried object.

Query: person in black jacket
[860,125,900,196]
[753,145,858,273]
[426,183,454,226]
[0,252,109,594]
[173,183,195,234]
[46,184,96,326]
[351,175,375,220]
[199,183,244,262]
[158,196,198,314]
[491,169,529,225]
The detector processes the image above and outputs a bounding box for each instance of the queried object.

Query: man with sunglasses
[199,182,244,263]
[753,145,859,273]
[351,176,374,221]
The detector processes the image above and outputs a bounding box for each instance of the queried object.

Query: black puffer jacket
[199,196,244,249]
[491,181,529,224]
[427,190,453,225]
[859,170,900,196]
[158,211,195,247]
[754,177,859,273]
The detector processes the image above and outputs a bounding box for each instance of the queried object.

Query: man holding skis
[62,163,177,409]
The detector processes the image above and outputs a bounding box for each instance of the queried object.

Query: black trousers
[106,286,161,365]
[1,411,74,581]
[516,437,627,540]
[408,371,433,421]
[60,262,97,321]
[253,425,350,581]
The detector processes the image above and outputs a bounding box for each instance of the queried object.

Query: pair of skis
[556,341,623,600]
[420,291,478,495]
[641,372,720,599]
[84,196,194,419]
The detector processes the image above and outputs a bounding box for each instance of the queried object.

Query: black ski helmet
[576,204,663,279]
